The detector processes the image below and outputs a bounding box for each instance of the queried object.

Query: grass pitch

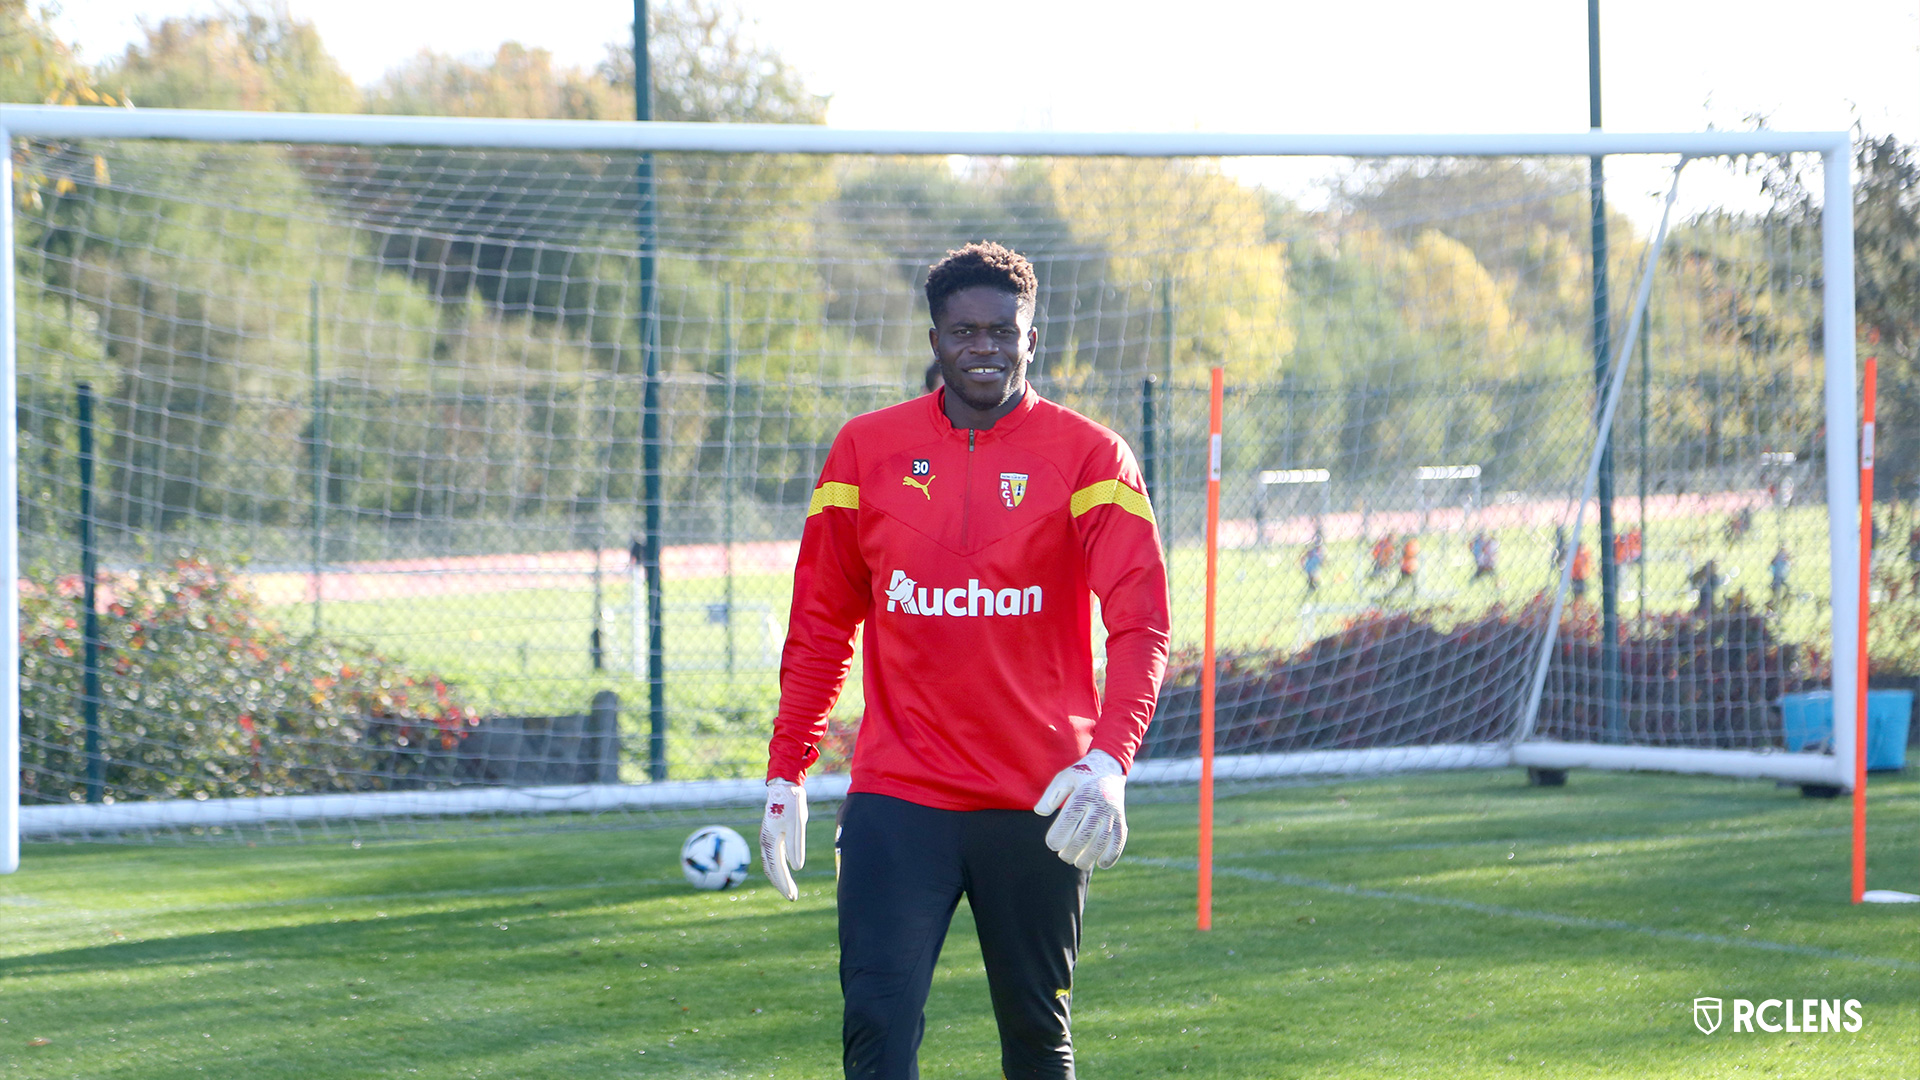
[5,764,1917,1079]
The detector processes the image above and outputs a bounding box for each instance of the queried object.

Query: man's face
[929,285,1036,416]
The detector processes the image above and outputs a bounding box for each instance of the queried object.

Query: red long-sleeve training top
[766,386,1172,811]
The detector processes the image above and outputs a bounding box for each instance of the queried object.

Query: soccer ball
[680,825,751,891]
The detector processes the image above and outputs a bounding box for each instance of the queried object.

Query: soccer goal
[1,107,1860,871]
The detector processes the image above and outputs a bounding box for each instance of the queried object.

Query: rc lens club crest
[1000,472,1029,509]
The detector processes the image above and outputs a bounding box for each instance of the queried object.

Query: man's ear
[928,325,940,354]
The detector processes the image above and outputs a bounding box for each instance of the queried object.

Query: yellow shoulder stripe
[1070,479,1155,524]
[806,481,860,517]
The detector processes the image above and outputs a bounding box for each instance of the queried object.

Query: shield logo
[1693,997,1723,1035]
[999,472,1029,509]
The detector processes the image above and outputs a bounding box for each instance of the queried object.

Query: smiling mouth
[962,365,1004,377]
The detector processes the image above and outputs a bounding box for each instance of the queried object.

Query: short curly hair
[924,241,1038,323]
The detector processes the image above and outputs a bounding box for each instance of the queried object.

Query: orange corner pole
[1853,355,1876,904]
[1198,368,1223,931]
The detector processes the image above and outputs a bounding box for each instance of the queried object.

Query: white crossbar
[0,105,1846,158]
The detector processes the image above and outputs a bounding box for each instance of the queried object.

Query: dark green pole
[636,0,667,780]
[722,283,737,680]
[78,382,103,803]
[310,280,324,635]
[1141,374,1158,533]
[591,542,605,671]
[1590,0,1624,742]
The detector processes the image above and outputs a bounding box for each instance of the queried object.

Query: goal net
[1,110,1858,859]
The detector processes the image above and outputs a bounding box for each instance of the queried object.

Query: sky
[47,0,1920,218]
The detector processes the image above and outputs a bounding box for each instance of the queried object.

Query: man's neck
[942,382,1026,431]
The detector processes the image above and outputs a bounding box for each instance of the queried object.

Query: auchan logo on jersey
[884,569,1042,617]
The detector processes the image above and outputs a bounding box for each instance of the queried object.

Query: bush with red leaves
[18,556,475,804]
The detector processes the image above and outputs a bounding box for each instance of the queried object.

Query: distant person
[1387,535,1420,597]
[1552,525,1568,568]
[1302,534,1326,593]
[1908,527,1920,592]
[1690,559,1721,615]
[1470,531,1498,584]
[1369,533,1396,581]
[1724,507,1753,543]
[1570,544,1592,602]
[1770,547,1791,604]
[1626,527,1643,564]
[923,359,942,394]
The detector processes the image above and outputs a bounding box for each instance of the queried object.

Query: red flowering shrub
[18,556,475,803]
[1142,600,1825,760]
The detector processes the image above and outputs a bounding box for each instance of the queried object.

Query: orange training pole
[1853,355,1875,904]
[1198,368,1223,931]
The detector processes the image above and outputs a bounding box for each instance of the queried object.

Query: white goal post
[0,107,1859,870]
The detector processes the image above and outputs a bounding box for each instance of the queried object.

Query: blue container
[1778,689,1913,770]
[1779,691,1833,752]
[1868,690,1914,771]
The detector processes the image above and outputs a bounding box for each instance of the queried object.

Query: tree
[364,0,826,125]
[359,1,850,531]
[368,43,624,120]
[1040,157,1293,382]
[1752,133,1917,488]
[359,0,832,344]
[1849,136,1920,493]
[596,0,826,125]
[95,3,358,113]
[0,0,115,106]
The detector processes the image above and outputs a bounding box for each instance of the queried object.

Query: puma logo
[902,474,935,499]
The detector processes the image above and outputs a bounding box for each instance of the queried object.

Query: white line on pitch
[0,876,703,922]
[1226,825,1853,860]
[1128,857,1920,973]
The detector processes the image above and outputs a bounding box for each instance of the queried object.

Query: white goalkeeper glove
[760,778,807,901]
[1033,749,1127,870]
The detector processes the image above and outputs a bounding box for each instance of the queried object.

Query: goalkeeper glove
[760,778,807,901]
[1033,749,1127,870]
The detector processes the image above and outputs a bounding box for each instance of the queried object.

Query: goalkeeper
[760,241,1172,1080]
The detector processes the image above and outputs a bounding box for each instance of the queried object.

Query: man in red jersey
[759,242,1170,1079]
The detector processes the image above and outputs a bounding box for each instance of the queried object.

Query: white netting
[8,131,1842,841]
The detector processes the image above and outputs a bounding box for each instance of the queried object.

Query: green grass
[6,764,1918,1078]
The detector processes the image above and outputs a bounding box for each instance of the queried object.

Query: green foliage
[0,0,117,106]
[18,555,474,803]
[368,43,626,120]
[598,0,828,125]
[1821,135,1920,492]
[97,3,358,113]
[24,6,1853,567]
[1339,157,1597,340]
[1041,158,1293,381]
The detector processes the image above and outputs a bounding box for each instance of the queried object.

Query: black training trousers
[837,792,1088,1080]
